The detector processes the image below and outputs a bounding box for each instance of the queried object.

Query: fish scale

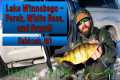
[55,43,98,65]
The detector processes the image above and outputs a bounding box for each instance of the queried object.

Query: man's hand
[88,39,102,60]
[91,46,102,60]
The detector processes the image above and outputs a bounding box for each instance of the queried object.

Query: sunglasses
[77,17,90,26]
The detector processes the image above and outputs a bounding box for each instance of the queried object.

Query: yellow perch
[55,43,98,64]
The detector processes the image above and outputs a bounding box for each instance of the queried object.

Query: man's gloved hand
[88,39,103,60]
[91,46,102,60]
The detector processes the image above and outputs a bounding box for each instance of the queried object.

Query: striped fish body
[55,43,98,64]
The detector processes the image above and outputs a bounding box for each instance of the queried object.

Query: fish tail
[55,57,64,63]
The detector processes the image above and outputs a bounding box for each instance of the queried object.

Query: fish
[55,43,98,64]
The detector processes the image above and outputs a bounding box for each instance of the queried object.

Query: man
[55,9,116,80]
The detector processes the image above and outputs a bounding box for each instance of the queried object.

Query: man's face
[77,17,91,33]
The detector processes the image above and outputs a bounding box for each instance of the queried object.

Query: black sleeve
[99,29,116,66]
